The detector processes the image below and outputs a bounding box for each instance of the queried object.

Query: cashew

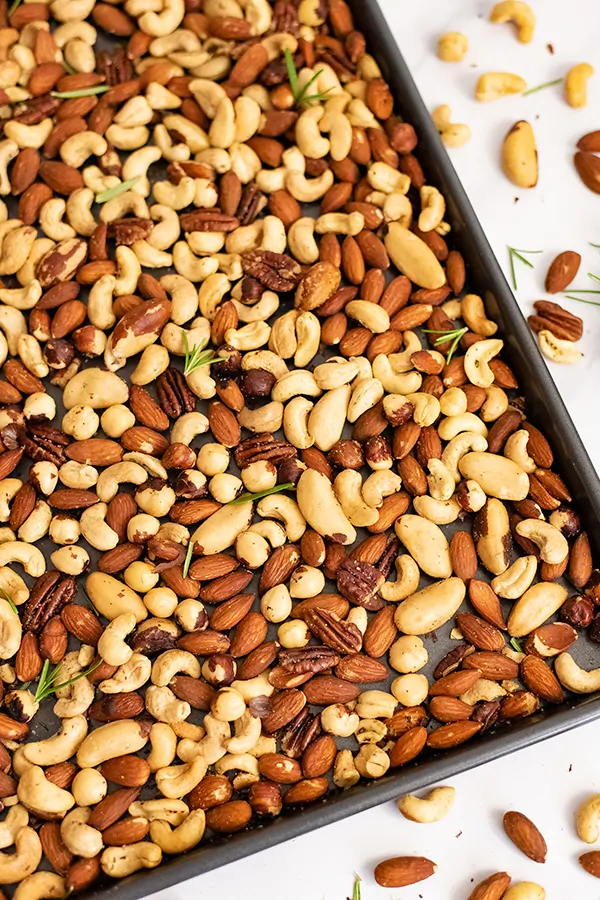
[538,329,583,364]
[97,613,136,667]
[77,720,149,768]
[490,1,536,42]
[503,430,536,473]
[150,809,205,854]
[96,462,148,503]
[554,653,600,695]
[507,583,568,637]
[475,72,527,102]
[256,494,306,542]
[334,470,379,528]
[398,786,456,823]
[565,63,594,108]
[431,105,471,148]
[23,715,87,766]
[503,885,544,900]
[395,515,451,578]
[72,770,106,808]
[0,590,20,660]
[0,806,28,850]
[0,542,45,576]
[394,578,465,635]
[413,494,462,525]
[131,345,170,385]
[0,829,42,885]
[18,765,74,817]
[308,384,351,451]
[464,339,503,388]
[101,843,162,879]
[99,653,151,694]
[4,119,53,149]
[515,519,569,564]
[156,755,207,799]
[491,555,537,599]
[380,555,420,603]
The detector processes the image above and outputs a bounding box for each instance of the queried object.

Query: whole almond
[426,721,482,749]
[363,606,397,658]
[374,856,436,888]
[67,857,101,894]
[284,777,328,805]
[367,491,410,533]
[430,669,482,697]
[389,725,427,766]
[258,753,302,784]
[209,593,255,631]
[66,439,123,465]
[61,604,103,645]
[208,401,241,448]
[545,250,581,293]
[229,611,268,658]
[450,531,478,582]
[456,613,505,651]
[205,800,252,833]
[302,675,359,706]
[579,851,600,878]
[468,872,512,900]
[574,151,600,193]
[171,675,215,711]
[89,786,141,831]
[341,235,365,284]
[129,385,170,431]
[468,580,507,630]
[503,810,547,863]
[335,654,388,683]
[103,817,150,846]
[40,822,73,875]
[301,735,337,778]
[100,754,150,787]
[520,655,564,703]
[429,696,474,723]
[463,652,519,680]
[200,570,253,603]
[187,774,233,810]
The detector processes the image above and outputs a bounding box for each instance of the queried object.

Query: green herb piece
[34,658,103,704]
[183,333,218,376]
[0,588,18,615]
[8,0,22,15]
[507,246,542,291]
[20,682,30,690]
[588,272,600,285]
[62,61,77,75]
[564,295,600,307]
[51,85,111,99]
[284,48,332,107]
[95,176,141,205]
[522,78,563,97]
[182,541,194,579]
[228,483,294,506]
[510,637,523,653]
[589,243,600,250]
[422,326,468,364]
[352,876,361,900]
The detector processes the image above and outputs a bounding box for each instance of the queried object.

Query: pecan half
[337,559,385,610]
[23,572,76,634]
[156,367,196,418]
[179,210,240,232]
[107,217,153,246]
[278,646,340,674]
[237,182,266,226]
[241,250,302,291]
[280,708,321,759]
[304,609,363,653]
[234,434,296,469]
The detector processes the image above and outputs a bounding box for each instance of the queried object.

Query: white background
[154,3,600,897]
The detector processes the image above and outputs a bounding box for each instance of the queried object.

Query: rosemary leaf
[507,246,542,290]
[51,85,111,99]
[589,243,600,250]
[423,326,468,364]
[352,876,361,900]
[0,588,18,615]
[563,295,600,307]
[35,658,103,704]
[8,0,22,15]
[510,637,523,653]
[182,541,194,579]
[284,48,300,101]
[183,333,218,376]
[95,176,141,204]
[588,272,600,284]
[228,483,294,506]
[522,78,563,96]
[284,47,331,106]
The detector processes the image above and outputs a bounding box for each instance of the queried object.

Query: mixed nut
[0,0,595,895]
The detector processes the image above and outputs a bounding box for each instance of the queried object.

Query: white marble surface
[153,3,600,897]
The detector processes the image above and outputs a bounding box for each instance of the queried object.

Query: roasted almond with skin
[187,774,232,810]
[574,151,600,194]
[389,725,427,766]
[463,652,519,680]
[579,851,600,878]
[429,696,474,723]
[208,401,241,448]
[229,611,268,658]
[545,251,581,293]
[503,810,547,863]
[205,800,252,833]
[335,654,388,683]
[100,754,150,787]
[103,817,149,846]
[456,613,505,651]
[66,439,123,466]
[89,786,141,831]
[374,856,436,888]
[468,872,512,900]
[520,655,564,703]
[61,604,103,645]
[363,606,397,658]
[429,669,482,697]
[426,720,482,749]
[210,593,255,631]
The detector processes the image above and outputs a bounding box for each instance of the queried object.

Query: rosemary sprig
[507,246,542,291]
[182,541,194,579]
[522,78,563,96]
[0,588,18,615]
[34,658,103,704]
[51,85,111,99]
[564,295,600,307]
[510,637,523,653]
[183,333,218,376]
[589,243,600,250]
[8,0,22,15]
[284,48,332,107]
[95,176,141,205]
[588,272,600,285]
[422,326,468,364]
[352,875,361,900]
[228,483,294,506]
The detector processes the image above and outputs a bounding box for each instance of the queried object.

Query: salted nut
[0,0,590,890]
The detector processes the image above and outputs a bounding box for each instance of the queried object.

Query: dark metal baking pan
[64,1,600,897]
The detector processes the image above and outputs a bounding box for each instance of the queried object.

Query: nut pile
[0,0,596,894]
